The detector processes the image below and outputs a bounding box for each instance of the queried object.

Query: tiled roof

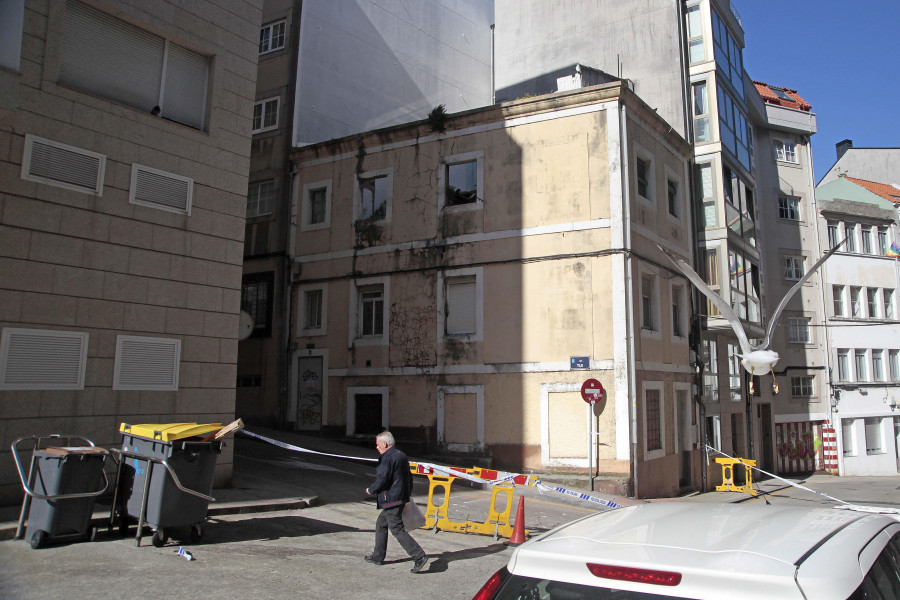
[846,176,900,202]
[753,81,811,112]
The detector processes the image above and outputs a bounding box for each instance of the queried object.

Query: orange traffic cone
[505,496,527,546]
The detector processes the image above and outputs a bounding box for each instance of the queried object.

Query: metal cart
[11,435,110,549]
[109,423,222,547]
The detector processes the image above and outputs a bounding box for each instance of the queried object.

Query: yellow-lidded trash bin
[113,422,222,547]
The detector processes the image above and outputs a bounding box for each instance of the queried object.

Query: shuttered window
[130,164,193,214]
[59,0,209,130]
[21,135,105,194]
[0,328,89,390]
[113,335,180,391]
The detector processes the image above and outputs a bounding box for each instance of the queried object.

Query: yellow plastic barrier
[715,457,756,495]
[409,463,527,540]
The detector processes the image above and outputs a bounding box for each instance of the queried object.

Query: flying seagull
[658,240,845,394]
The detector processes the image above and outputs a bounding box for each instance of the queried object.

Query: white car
[472,503,900,599]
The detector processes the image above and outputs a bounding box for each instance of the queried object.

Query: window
[305,289,322,330]
[237,374,261,387]
[890,350,900,380]
[855,349,868,382]
[828,221,840,249]
[697,163,716,227]
[728,343,741,402]
[671,284,686,338]
[297,284,327,336]
[844,223,857,252]
[702,338,719,403]
[641,274,657,332]
[259,20,286,54]
[252,97,279,133]
[241,272,274,338]
[778,196,799,220]
[868,288,879,318]
[438,151,483,211]
[439,268,483,341]
[774,139,797,163]
[692,81,710,142]
[842,419,856,456]
[837,349,850,381]
[358,286,384,337]
[787,317,810,343]
[851,287,862,317]
[0,0,24,71]
[355,168,393,223]
[686,4,704,63]
[861,226,873,254]
[301,179,332,231]
[878,227,889,255]
[636,156,652,200]
[643,383,664,458]
[791,376,813,397]
[872,349,885,381]
[784,256,804,280]
[0,328,89,390]
[113,335,180,391]
[884,289,895,319]
[350,277,389,346]
[833,285,845,317]
[865,418,883,455]
[667,178,680,218]
[59,0,209,130]
[247,180,274,218]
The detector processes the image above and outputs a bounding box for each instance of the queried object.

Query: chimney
[836,139,853,160]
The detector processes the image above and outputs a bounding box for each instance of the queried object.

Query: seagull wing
[657,244,752,354]
[763,238,847,349]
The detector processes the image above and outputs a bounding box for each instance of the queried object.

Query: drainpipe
[490,24,495,105]
[282,162,300,428]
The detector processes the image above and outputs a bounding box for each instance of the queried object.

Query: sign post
[580,379,605,491]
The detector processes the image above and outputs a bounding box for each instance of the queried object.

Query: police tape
[239,429,622,509]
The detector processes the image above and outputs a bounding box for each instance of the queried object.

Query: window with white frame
[247,180,275,218]
[692,80,710,142]
[865,417,883,455]
[833,285,845,317]
[872,349,885,381]
[301,180,332,231]
[252,97,279,133]
[643,382,664,459]
[791,376,813,398]
[706,415,721,452]
[697,163,716,227]
[868,288,879,318]
[787,317,811,344]
[113,335,180,390]
[878,227,889,254]
[778,196,799,220]
[837,349,850,381]
[783,256,804,280]
[890,349,900,380]
[350,277,389,346]
[59,0,210,130]
[667,177,680,218]
[297,284,327,336]
[842,419,856,456]
[861,226,873,254]
[884,289,894,319]
[774,139,797,163]
[438,267,483,341]
[850,286,862,317]
[844,222,857,252]
[355,168,393,223]
[855,349,868,382]
[686,4,704,63]
[635,154,653,201]
[259,20,286,54]
[671,284,685,338]
[828,221,840,249]
[439,151,483,210]
[305,289,323,330]
[0,328,89,390]
[358,285,384,337]
[728,343,741,402]
[640,273,657,332]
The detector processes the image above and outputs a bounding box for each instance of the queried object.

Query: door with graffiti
[295,356,322,431]
[775,421,822,473]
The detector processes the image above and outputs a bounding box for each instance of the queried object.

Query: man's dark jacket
[368,446,412,509]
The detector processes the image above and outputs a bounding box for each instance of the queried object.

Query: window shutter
[0,328,88,390]
[59,0,164,113]
[113,335,180,390]
[22,135,105,194]
[162,42,209,130]
[130,164,193,214]
[447,277,476,334]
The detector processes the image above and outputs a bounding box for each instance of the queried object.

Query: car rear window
[847,531,900,600]
[494,574,690,600]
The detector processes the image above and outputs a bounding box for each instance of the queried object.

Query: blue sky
[735,0,900,183]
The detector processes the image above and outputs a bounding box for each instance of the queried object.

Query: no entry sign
[580,379,605,404]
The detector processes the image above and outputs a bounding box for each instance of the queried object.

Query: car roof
[507,503,897,599]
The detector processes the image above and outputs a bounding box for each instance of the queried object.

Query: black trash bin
[112,423,222,547]
[11,437,109,549]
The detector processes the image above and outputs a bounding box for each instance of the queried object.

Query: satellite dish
[238,310,254,341]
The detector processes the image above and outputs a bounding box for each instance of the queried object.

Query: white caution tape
[239,429,377,462]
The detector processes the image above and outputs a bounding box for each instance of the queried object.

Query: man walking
[365,431,428,573]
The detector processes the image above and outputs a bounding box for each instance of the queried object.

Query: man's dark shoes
[364,554,383,565]
[410,555,428,573]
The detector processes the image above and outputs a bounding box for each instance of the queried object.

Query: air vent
[113,335,180,390]
[21,135,105,194]
[0,328,89,390]
[130,164,193,215]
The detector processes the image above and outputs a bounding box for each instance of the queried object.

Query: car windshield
[494,574,688,600]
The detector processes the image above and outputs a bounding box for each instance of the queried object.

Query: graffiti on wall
[775,422,823,473]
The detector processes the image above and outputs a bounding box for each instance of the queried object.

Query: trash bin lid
[36,446,109,457]
[119,422,223,442]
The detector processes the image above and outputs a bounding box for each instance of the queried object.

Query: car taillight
[586,563,682,587]
[471,567,509,600]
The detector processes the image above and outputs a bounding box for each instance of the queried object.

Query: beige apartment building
[0,0,261,505]
[288,82,695,498]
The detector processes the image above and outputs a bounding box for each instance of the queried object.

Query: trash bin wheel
[190,524,203,543]
[88,526,99,542]
[30,530,47,550]
[151,529,168,548]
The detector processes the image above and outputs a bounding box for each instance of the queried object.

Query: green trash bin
[114,423,222,547]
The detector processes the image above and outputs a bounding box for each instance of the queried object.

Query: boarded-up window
[446,275,476,335]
